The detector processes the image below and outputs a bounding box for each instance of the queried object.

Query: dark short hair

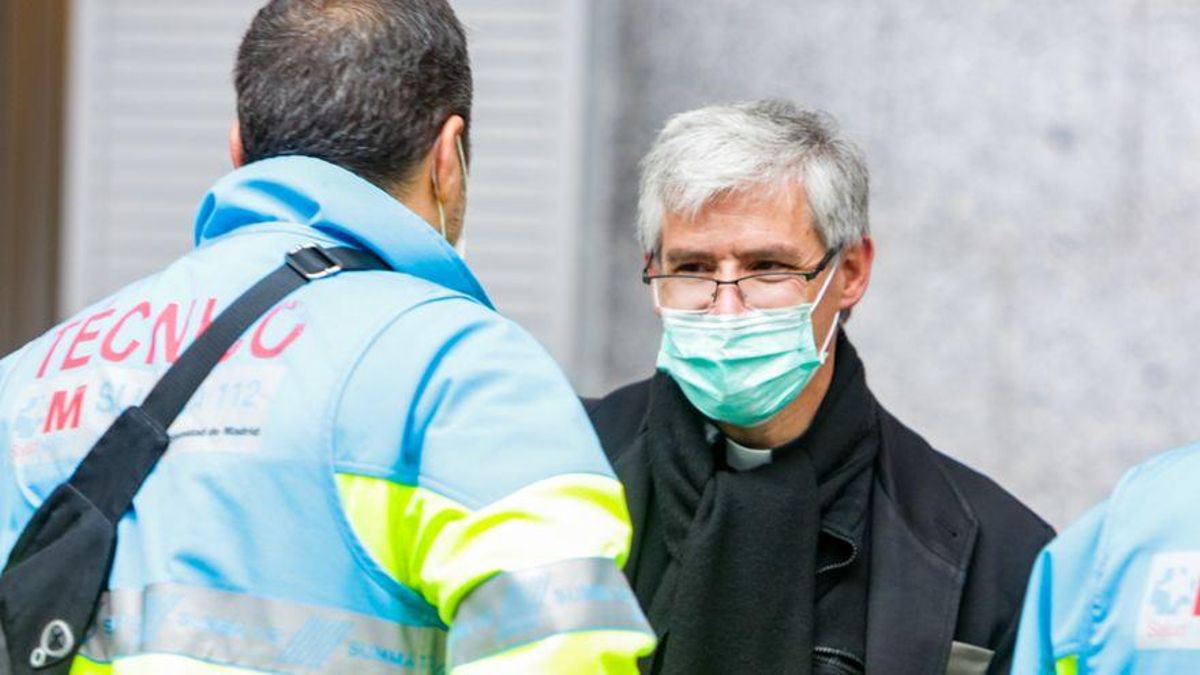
[235,0,472,190]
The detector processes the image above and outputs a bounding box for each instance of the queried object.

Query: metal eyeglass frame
[642,245,842,310]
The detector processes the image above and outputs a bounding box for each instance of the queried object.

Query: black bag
[0,245,387,674]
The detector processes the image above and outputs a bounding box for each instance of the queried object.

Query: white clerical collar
[724,435,773,471]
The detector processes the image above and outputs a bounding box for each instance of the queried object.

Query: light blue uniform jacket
[0,157,652,673]
[1012,443,1200,674]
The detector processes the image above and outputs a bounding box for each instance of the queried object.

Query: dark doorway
[0,0,68,353]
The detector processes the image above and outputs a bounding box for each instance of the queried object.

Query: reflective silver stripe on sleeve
[78,583,446,673]
[448,557,652,666]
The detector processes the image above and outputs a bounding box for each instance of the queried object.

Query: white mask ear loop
[818,310,841,362]
[431,171,447,239]
[431,135,468,242]
[813,256,840,306]
[456,134,468,178]
[813,257,842,362]
[453,135,468,258]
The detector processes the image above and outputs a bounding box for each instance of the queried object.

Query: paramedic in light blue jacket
[0,0,654,672]
[1011,443,1200,674]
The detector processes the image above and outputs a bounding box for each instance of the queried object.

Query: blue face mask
[656,262,840,428]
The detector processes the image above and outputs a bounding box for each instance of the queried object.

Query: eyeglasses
[643,247,840,311]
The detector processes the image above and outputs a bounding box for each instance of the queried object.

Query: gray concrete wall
[588,0,1200,528]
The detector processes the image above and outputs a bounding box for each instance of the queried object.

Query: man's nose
[711,282,748,316]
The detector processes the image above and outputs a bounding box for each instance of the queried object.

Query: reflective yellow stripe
[74,582,442,672]
[336,472,459,590]
[448,558,651,666]
[71,653,256,674]
[1055,654,1079,675]
[451,630,654,675]
[70,654,111,675]
[336,473,634,624]
[72,634,656,675]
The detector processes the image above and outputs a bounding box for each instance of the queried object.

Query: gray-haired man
[585,100,1052,674]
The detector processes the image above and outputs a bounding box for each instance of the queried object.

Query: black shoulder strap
[0,245,388,675]
[70,244,388,521]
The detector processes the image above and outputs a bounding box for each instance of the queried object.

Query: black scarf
[640,335,877,674]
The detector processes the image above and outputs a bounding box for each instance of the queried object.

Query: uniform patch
[9,364,287,500]
[1137,552,1200,648]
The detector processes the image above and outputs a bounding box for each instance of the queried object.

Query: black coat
[586,368,1054,674]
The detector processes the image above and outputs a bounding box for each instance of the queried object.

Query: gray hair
[637,100,870,255]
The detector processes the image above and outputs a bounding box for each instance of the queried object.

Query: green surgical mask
[656,262,840,428]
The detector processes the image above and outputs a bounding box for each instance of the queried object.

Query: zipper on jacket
[817,528,859,575]
[813,645,865,674]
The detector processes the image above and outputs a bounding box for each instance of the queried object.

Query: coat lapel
[865,408,979,674]
[612,432,653,585]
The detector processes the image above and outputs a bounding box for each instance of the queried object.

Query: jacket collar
[864,406,979,673]
[192,156,492,308]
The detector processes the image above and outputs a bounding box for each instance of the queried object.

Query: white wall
[598,0,1200,529]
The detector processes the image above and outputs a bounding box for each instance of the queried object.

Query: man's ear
[431,115,467,204]
[837,236,875,312]
[643,252,666,316]
[229,120,245,169]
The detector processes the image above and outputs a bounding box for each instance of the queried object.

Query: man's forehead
[665,184,813,228]
[660,198,823,260]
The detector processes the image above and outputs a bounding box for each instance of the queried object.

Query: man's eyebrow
[734,246,805,261]
[663,249,718,265]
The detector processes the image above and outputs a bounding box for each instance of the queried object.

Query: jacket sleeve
[334,297,655,673]
[1011,502,1108,675]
